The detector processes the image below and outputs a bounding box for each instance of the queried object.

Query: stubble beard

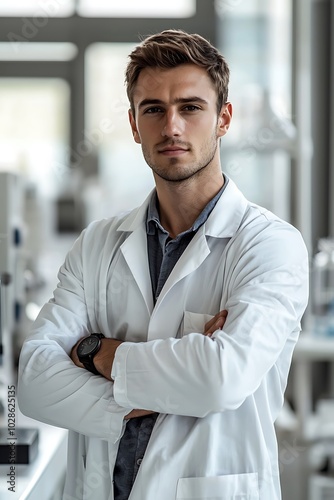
[142,132,219,184]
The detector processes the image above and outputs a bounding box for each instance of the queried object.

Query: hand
[124,409,157,420]
[94,338,123,380]
[204,310,227,337]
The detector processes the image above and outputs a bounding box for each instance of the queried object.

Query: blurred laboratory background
[0,0,333,498]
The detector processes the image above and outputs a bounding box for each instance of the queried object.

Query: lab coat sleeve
[111,223,309,417]
[18,226,130,442]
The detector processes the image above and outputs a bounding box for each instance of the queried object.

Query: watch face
[77,336,100,357]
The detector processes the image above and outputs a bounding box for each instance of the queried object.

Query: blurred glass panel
[84,43,154,222]
[217,0,294,220]
[78,0,195,18]
[0,0,75,17]
[0,42,78,61]
[0,78,70,197]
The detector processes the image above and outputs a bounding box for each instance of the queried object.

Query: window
[217,0,294,221]
[0,0,75,17]
[0,78,70,196]
[78,0,195,18]
[84,43,154,221]
[0,42,78,61]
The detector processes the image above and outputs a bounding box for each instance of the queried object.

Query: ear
[128,109,141,144]
[217,102,233,138]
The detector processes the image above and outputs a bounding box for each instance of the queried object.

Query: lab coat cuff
[108,403,128,444]
[111,342,133,408]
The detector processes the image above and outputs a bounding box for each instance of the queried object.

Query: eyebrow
[138,96,209,109]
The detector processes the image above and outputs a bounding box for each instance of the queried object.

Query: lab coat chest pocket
[176,473,259,499]
[182,311,215,337]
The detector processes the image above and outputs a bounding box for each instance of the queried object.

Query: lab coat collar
[117,189,154,233]
[117,176,248,239]
[204,177,249,238]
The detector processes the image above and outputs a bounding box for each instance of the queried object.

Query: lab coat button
[136,458,142,466]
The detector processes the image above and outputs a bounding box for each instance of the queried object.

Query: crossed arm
[70,309,227,419]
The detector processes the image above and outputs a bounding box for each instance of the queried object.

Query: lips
[159,148,188,157]
[158,144,189,155]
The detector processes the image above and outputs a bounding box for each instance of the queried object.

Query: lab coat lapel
[120,226,153,315]
[117,191,154,315]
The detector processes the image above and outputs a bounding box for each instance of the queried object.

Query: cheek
[141,124,162,145]
[134,122,153,144]
[191,118,218,140]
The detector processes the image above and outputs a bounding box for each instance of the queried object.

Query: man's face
[129,64,232,184]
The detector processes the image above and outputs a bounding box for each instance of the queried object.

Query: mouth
[158,145,189,156]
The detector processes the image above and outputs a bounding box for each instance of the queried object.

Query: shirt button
[136,458,143,466]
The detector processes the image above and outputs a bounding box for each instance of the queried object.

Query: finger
[204,315,219,332]
[204,315,225,335]
[204,309,227,334]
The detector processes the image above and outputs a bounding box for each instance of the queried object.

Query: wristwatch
[77,333,105,375]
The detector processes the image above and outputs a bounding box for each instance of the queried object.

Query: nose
[161,109,183,137]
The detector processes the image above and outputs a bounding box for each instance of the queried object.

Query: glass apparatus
[312,238,334,336]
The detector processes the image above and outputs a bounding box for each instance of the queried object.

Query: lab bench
[293,332,334,440]
[0,412,67,500]
[292,332,334,499]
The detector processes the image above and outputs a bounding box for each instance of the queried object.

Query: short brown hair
[125,29,230,114]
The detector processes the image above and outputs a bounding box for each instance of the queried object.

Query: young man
[18,30,309,500]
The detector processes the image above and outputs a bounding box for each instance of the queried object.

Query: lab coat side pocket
[182,311,215,337]
[176,473,259,499]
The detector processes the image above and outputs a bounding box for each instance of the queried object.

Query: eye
[183,105,201,112]
[144,107,164,114]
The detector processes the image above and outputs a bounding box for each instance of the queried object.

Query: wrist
[94,338,123,381]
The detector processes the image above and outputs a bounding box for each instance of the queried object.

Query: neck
[155,169,224,239]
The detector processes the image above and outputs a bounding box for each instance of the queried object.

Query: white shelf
[0,412,67,500]
[293,330,334,442]
[294,333,334,361]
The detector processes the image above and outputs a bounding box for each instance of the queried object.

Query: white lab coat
[18,178,309,500]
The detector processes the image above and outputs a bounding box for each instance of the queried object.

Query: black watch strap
[82,357,100,375]
[91,333,105,339]
[80,333,105,375]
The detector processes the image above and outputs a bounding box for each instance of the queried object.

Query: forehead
[132,64,216,105]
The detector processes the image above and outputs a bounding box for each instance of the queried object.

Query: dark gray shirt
[113,177,228,500]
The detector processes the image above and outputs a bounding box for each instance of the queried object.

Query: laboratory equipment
[312,238,334,336]
[0,428,39,464]
[0,172,24,392]
[0,172,41,470]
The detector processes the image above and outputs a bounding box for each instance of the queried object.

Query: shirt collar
[146,175,229,237]
[146,191,162,236]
